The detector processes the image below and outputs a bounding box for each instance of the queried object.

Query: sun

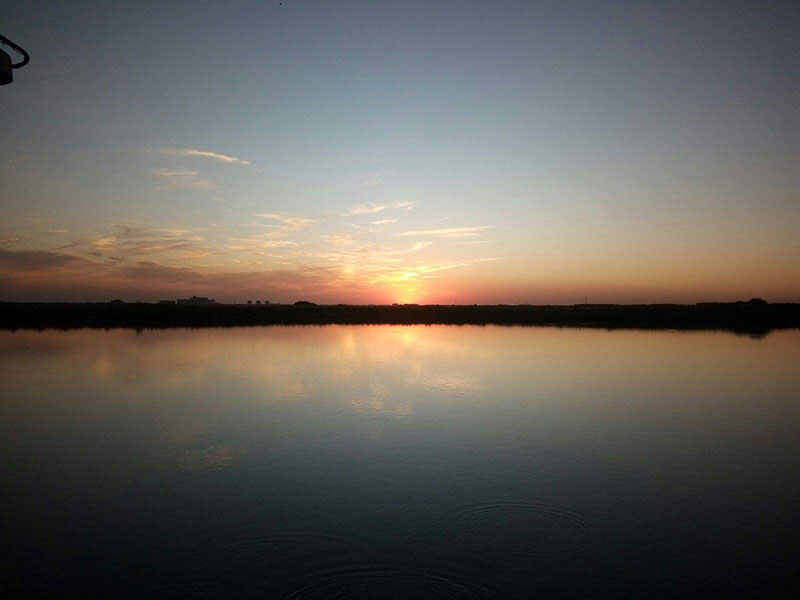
[394,285,422,305]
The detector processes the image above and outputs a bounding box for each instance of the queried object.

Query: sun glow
[394,285,423,305]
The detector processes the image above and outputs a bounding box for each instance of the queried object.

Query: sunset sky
[2,1,798,304]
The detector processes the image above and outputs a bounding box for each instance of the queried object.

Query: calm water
[2,326,799,598]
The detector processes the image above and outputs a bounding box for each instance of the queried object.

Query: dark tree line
[1,300,798,333]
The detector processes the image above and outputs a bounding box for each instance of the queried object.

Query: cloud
[343,201,413,217]
[323,234,356,247]
[112,225,196,238]
[91,236,116,250]
[371,219,397,226]
[56,224,210,263]
[397,226,492,238]
[472,257,505,263]
[407,241,434,252]
[302,238,465,290]
[0,230,504,304]
[0,219,70,247]
[0,255,361,303]
[254,212,315,231]
[225,238,299,252]
[118,261,201,283]
[0,213,502,303]
[151,168,217,191]
[0,248,93,271]
[358,172,385,187]
[150,147,252,166]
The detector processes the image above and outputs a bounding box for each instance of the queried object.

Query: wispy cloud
[407,241,434,252]
[0,248,93,271]
[343,201,413,217]
[397,226,492,238]
[57,223,210,263]
[150,147,252,166]
[472,257,505,263]
[358,172,385,187]
[323,234,356,247]
[91,236,116,250]
[20,260,348,301]
[254,212,316,231]
[226,238,299,252]
[1,208,503,303]
[150,168,218,191]
[0,222,505,303]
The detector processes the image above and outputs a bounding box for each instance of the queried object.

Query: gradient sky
[2,1,798,304]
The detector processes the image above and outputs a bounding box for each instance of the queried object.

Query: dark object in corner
[0,34,30,86]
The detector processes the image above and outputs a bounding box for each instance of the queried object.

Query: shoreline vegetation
[1,300,798,334]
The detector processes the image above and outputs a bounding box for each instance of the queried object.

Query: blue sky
[1,1,798,303]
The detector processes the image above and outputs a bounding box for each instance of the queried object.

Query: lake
[2,325,799,598]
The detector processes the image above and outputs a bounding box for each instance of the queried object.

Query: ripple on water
[451,502,590,556]
[283,564,510,599]
[192,531,364,599]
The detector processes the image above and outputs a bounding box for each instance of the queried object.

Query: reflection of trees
[3,327,798,418]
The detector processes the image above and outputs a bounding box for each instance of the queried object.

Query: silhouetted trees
[1,301,798,333]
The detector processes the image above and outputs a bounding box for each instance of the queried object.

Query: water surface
[2,326,799,597]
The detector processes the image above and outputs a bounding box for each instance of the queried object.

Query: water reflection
[2,326,798,409]
[1,326,799,598]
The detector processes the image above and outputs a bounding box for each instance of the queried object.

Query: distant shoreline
[1,301,798,333]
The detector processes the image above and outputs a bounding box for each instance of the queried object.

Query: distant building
[255,300,261,305]
[247,300,252,305]
[158,300,175,305]
[264,300,270,305]
[176,296,216,305]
